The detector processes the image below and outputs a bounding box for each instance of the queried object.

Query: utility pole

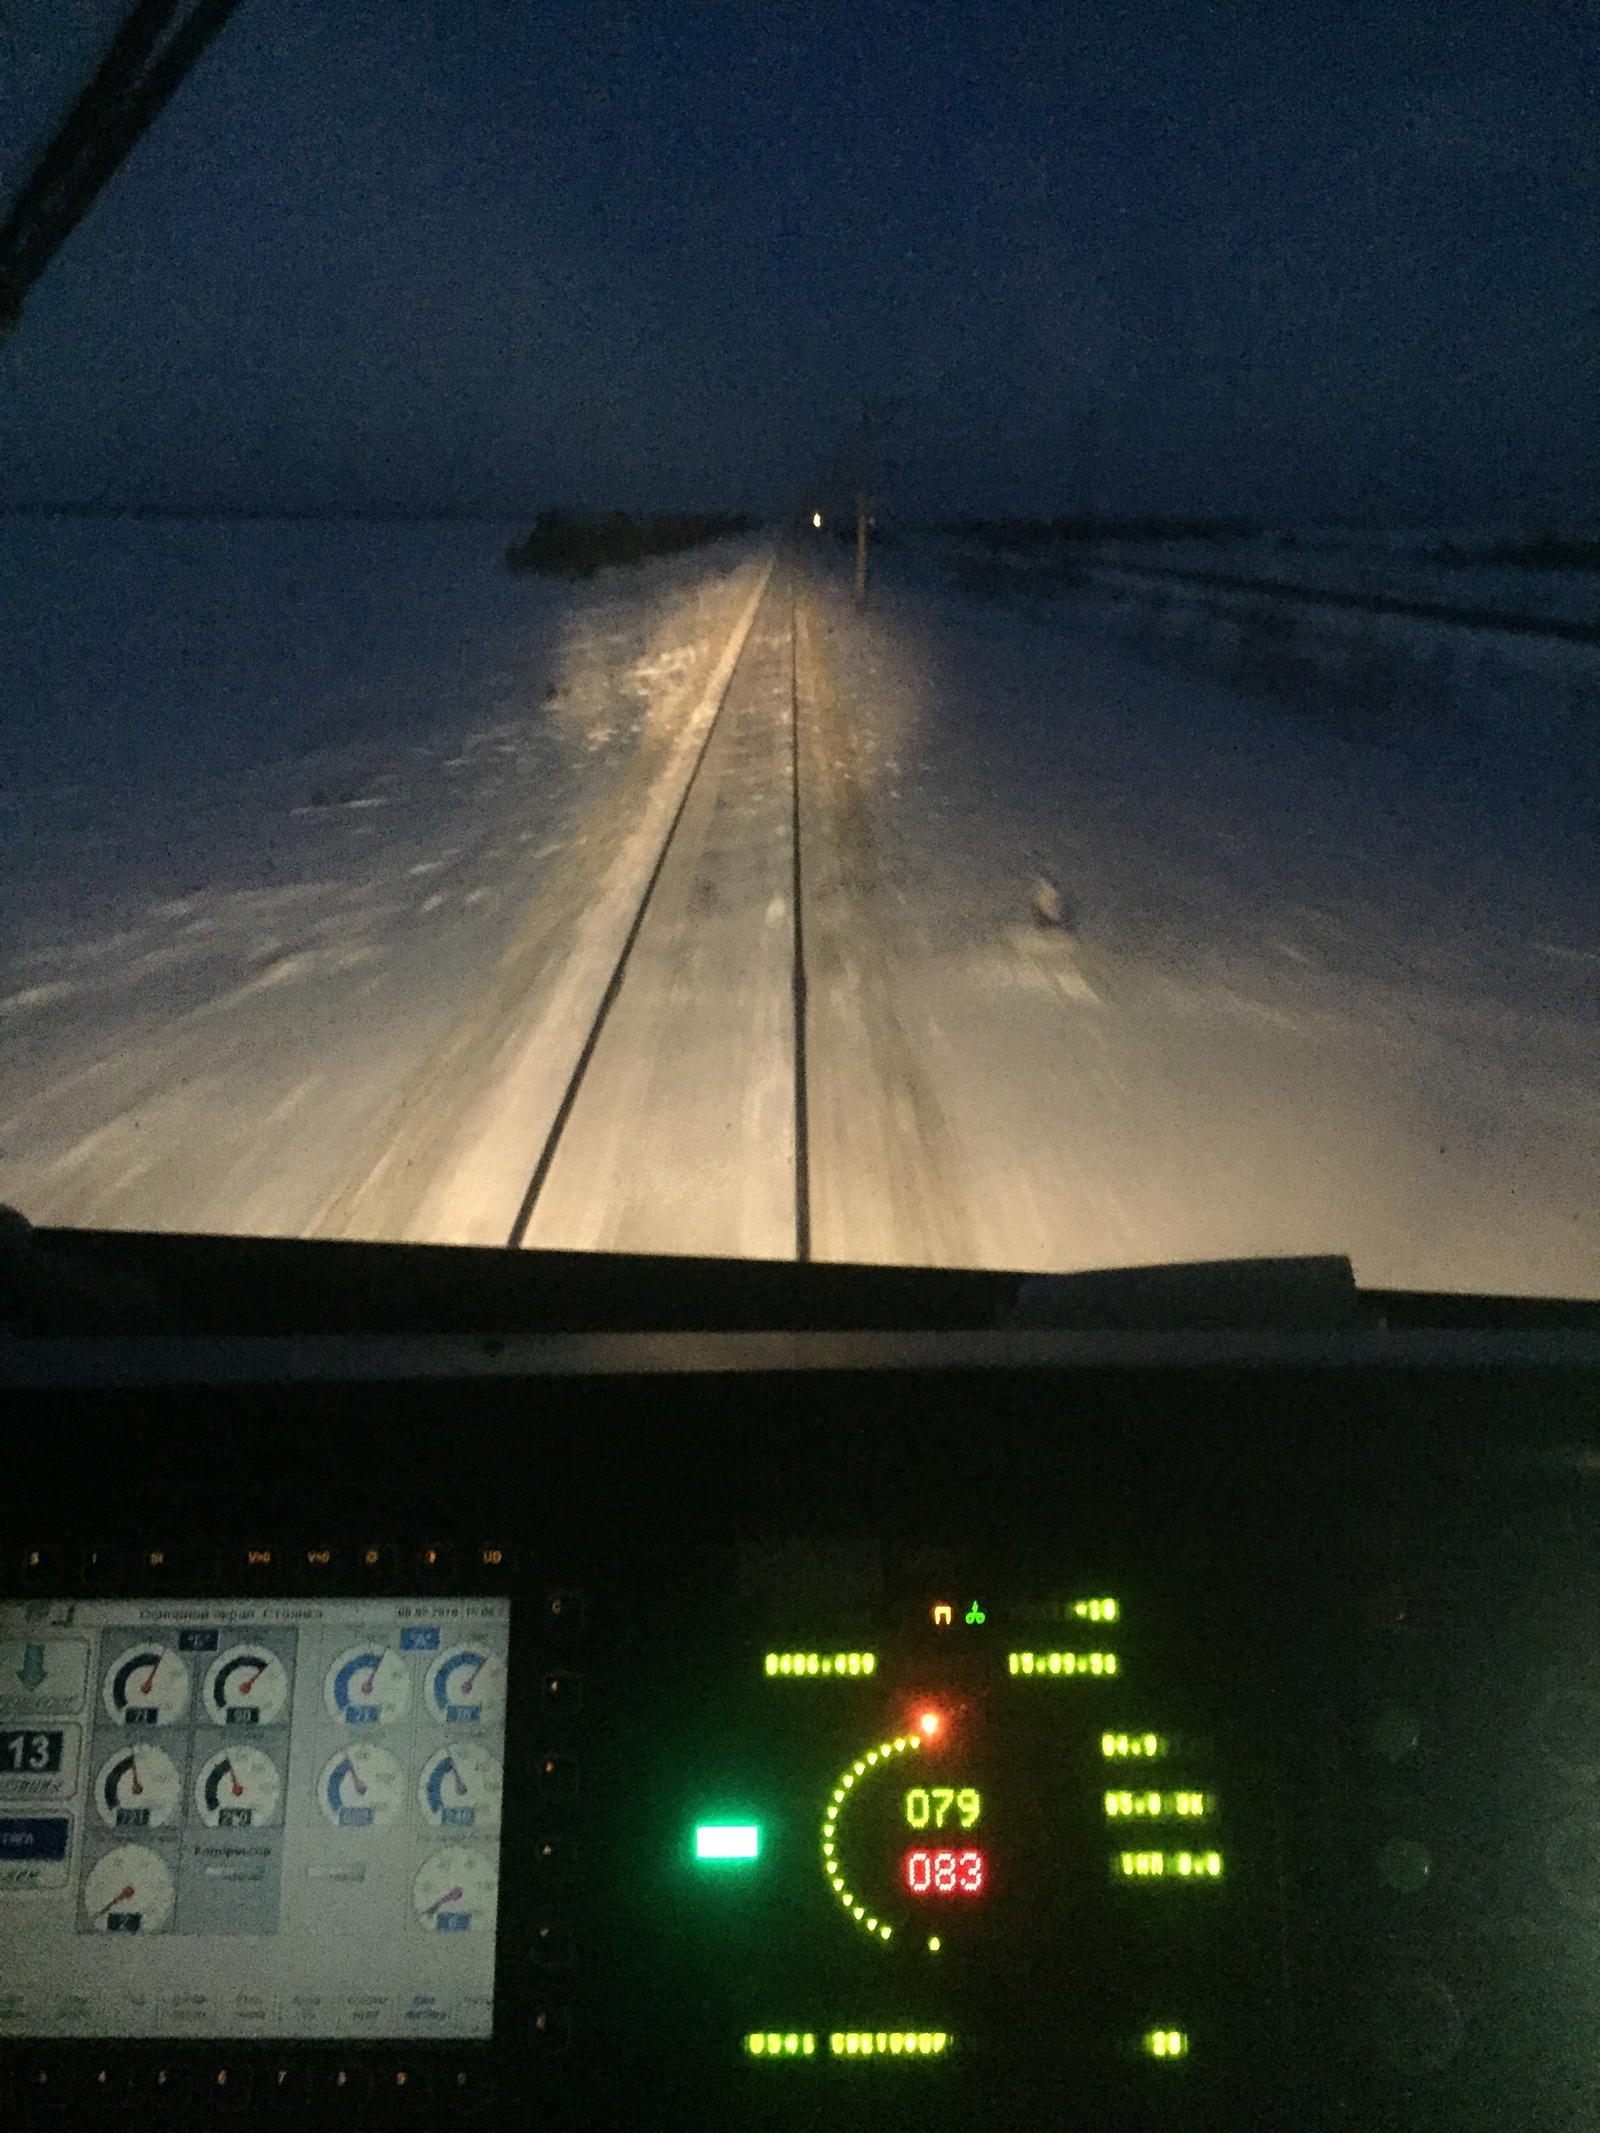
[850,398,899,607]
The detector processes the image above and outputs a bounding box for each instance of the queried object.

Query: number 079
[905,1785,980,1829]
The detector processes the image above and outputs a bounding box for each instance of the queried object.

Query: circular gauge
[103,1645,190,1728]
[318,1743,404,1829]
[424,1644,505,1726]
[412,1846,498,1934]
[83,1845,175,1934]
[324,1645,410,1727]
[205,1646,289,1727]
[95,1746,181,1831]
[194,1747,281,1829]
[417,1745,503,1834]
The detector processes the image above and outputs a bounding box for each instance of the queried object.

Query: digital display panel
[676,1580,1235,2074]
[0,1595,509,2040]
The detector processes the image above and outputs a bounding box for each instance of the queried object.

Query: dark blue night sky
[2,0,1597,522]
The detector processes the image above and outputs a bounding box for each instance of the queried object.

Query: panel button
[532,1921,575,1966]
[416,1542,457,1580]
[298,1545,341,1578]
[84,2061,129,2103]
[237,1544,280,1580]
[320,2062,374,2106]
[355,1541,400,1581]
[533,1832,576,1882]
[439,2062,499,2113]
[474,1543,515,1579]
[533,2007,572,2052]
[261,2062,303,2108]
[542,1591,585,1635]
[11,2060,74,2109]
[208,2064,254,2112]
[142,2061,194,2106]
[541,1670,582,1712]
[378,2062,433,2106]
[537,1753,580,1802]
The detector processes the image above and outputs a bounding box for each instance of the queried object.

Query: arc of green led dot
[821,1733,920,1942]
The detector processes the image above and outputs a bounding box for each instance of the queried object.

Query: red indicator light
[905,1848,985,1896]
[917,1710,942,1739]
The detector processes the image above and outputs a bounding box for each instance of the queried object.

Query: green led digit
[909,1784,981,1829]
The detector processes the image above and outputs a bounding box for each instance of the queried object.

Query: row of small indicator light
[744,2032,948,2058]
[765,1649,1120,1678]
[743,2031,1188,2061]
[761,1594,1121,1684]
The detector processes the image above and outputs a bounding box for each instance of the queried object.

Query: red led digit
[904,1848,986,1897]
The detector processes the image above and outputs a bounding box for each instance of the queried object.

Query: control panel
[1,1352,1598,2131]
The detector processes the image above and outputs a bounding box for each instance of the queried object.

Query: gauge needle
[360,1664,379,1695]
[336,1758,367,1798]
[226,1762,244,1798]
[460,1660,485,1694]
[128,1760,143,1797]
[140,1660,161,1696]
[95,1884,135,1917]
[424,1886,464,1918]
[446,1759,467,1795]
[240,1669,262,1696]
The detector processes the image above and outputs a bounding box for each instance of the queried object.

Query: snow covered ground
[933,524,1600,631]
[0,516,765,1235]
[2,516,1595,1299]
[796,535,1600,1295]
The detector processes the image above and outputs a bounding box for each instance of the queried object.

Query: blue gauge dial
[317,1743,403,1828]
[424,1644,505,1726]
[418,1744,503,1832]
[323,1645,410,1726]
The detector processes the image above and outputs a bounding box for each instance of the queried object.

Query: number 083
[904,1785,981,1830]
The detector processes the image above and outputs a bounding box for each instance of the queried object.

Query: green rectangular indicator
[1144,2028,1189,2058]
[696,1823,760,1860]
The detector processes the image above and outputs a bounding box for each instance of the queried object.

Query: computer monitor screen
[0,1594,509,2041]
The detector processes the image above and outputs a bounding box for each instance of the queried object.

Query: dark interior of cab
[3,1220,1600,2131]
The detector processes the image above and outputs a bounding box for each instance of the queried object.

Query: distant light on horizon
[812,513,823,529]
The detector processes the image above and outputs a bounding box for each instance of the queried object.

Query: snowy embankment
[923,529,1600,817]
[0,516,764,1234]
[803,535,1599,1297]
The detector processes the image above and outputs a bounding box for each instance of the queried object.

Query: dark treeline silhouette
[506,510,756,578]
